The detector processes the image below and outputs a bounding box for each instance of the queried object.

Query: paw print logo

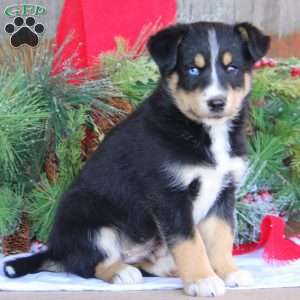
[5,16,45,48]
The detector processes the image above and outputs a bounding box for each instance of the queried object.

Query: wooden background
[0,0,299,57]
[177,0,300,57]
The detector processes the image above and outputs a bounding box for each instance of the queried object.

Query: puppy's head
[148,22,270,124]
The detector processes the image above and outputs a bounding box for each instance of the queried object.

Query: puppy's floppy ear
[234,22,271,62]
[148,24,188,75]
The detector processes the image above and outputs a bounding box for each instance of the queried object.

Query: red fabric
[234,215,300,263]
[55,0,87,69]
[55,0,176,68]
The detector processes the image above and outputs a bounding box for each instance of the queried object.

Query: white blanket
[1,250,300,291]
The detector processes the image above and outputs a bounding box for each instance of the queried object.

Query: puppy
[4,22,270,297]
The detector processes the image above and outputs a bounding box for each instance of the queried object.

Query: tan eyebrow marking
[222,52,233,66]
[238,26,249,41]
[194,53,206,68]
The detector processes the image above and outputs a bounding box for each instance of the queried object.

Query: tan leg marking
[95,261,125,282]
[237,26,249,41]
[198,216,238,279]
[171,230,215,283]
[137,254,177,277]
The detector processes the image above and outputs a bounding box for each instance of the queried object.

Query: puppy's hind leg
[94,227,143,284]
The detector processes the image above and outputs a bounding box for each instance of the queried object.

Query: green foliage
[29,108,86,241]
[0,39,120,241]
[236,58,300,243]
[253,68,300,101]
[0,39,121,143]
[0,68,48,181]
[101,37,159,106]
[56,108,87,183]
[289,145,300,175]
[0,185,23,236]
[235,135,285,243]
[251,63,300,183]
[28,178,62,242]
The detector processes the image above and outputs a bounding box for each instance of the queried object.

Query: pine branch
[0,68,48,180]
[28,107,87,241]
[0,185,24,236]
[100,38,159,107]
[236,58,300,243]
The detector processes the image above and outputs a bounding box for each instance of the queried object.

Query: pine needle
[0,185,23,236]
[29,108,87,241]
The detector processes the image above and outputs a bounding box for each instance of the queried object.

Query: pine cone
[81,127,104,160]
[44,151,59,183]
[245,119,254,137]
[253,98,266,107]
[94,98,134,134]
[2,213,30,256]
[82,98,134,159]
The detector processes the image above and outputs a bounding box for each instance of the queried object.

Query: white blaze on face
[202,29,226,102]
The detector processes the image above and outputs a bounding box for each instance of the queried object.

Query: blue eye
[188,67,201,76]
[226,65,239,73]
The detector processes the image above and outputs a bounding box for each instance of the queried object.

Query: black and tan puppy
[4,22,270,297]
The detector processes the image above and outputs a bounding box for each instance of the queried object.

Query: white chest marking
[166,123,246,224]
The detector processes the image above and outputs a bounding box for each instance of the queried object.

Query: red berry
[261,57,269,67]
[267,59,277,67]
[243,193,254,203]
[260,191,272,201]
[291,67,300,77]
[254,61,262,69]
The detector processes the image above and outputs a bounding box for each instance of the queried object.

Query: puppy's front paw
[225,270,254,287]
[112,265,143,284]
[184,276,226,297]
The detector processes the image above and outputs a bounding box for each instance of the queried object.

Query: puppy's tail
[3,250,53,278]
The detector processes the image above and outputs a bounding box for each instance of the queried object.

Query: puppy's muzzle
[207,97,226,112]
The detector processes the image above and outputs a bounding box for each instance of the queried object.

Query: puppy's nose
[208,97,226,112]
